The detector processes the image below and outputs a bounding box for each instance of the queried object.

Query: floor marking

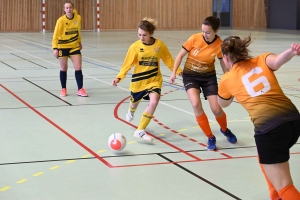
[81,155,91,158]
[49,166,60,170]
[178,128,187,132]
[0,84,113,168]
[97,150,106,153]
[0,186,11,192]
[33,172,44,177]
[65,160,75,164]
[16,179,28,184]
[127,141,136,144]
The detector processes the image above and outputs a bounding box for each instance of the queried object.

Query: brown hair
[202,16,220,32]
[221,36,252,62]
[138,17,157,34]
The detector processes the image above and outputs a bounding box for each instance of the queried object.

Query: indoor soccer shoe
[77,88,88,97]
[126,109,134,122]
[60,88,67,97]
[133,130,153,142]
[220,128,237,143]
[207,135,217,151]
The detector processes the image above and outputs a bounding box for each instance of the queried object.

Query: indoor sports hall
[0,0,299,200]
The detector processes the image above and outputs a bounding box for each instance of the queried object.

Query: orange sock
[259,162,280,200]
[279,184,300,199]
[215,112,227,132]
[196,113,213,138]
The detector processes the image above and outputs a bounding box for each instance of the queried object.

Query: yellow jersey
[52,9,82,50]
[116,38,182,93]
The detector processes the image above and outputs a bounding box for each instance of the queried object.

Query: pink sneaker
[77,88,88,97]
[60,88,67,97]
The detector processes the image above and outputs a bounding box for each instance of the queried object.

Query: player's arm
[219,58,228,73]
[218,95,233,108]
[218,78,233,108]
[266,43,300,70]
[170,48,187,84]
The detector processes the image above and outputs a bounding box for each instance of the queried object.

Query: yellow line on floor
[0,186,11,191]
[33,172,44,177]
[65,160,75,164]
[16,179,28,184]
[98,150,106,153]
[127,141,136,144]
[49,166,60,170]
[81,155,91,158]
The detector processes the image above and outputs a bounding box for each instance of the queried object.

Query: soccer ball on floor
[108,133,126,151]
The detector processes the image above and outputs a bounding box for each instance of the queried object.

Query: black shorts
[130,87,161,103]
[255,119,300,164]
[182,73,218,99]
[58,48,81,58]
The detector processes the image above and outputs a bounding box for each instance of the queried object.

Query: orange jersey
[182,33,222,76]
[218,52,300,135]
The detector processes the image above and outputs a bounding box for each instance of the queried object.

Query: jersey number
[242,67,270,97]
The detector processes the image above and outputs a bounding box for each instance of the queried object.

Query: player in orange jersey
[170,16,237,151]
[218,35,300,200]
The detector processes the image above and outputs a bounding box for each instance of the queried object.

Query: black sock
[75,70,83,90]
[60,71,67,89]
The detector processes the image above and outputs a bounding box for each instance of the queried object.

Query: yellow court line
[65,160,75,164]
[33,172,44,177]
[127,141,136,144]
[0,186,11,191]
[49,166,60,170]
[81,155,91,158]
[178,128,187,132]
[98,150,106,153]
[16,179,28,184]
[158,134,165,136]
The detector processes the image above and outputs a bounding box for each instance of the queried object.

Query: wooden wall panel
[46,0,94,31]
[232,0,267,28]
[99,0,212,30]
[0,0,40,32]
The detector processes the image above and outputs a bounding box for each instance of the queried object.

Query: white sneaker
[133,130,153,142]
[126,109,134,122]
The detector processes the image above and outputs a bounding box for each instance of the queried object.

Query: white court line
[0,43,250,123]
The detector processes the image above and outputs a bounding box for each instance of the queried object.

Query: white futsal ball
[108,133,126,151]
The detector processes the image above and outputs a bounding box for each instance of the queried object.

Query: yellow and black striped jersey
[52,9,82,50]
[116,38,182,93]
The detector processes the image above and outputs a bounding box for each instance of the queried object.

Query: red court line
[112,152,300,168]
[0,84,113,168]
[114,96,201,161]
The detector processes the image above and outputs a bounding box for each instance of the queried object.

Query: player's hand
[79,43,82,50]
[291,43,300,55]
[112,78,120,86]
[53,49,58,58]
[169,73,176,84]
[178,72,182,77]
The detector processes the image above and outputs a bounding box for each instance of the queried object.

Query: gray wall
[268,0,300,29]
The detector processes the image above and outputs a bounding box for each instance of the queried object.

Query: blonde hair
[138,17,157,34]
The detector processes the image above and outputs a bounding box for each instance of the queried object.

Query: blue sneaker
[220,128,237,143]
[207,136,217,151]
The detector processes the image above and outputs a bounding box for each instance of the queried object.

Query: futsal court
[0,28,299,200]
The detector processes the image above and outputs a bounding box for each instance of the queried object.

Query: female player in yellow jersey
[218,36,300,200]
[112,17,182,142]
[169,16,237,151]
[52,1,88,97]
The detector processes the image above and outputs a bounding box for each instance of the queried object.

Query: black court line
[157,153,242,200]
[0,61,17,70]
[10,53,47,69]
[1,143,299,166]
[22,77,73,106]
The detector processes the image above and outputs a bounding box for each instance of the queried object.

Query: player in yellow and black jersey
[112,17,182,142]
[52,1,87,97]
